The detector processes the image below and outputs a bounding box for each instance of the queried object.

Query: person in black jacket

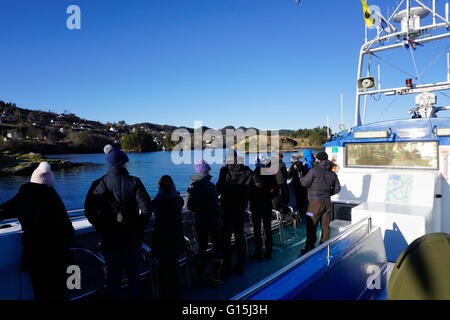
[0,162,74,300]
[84,145,152,299]
[271,152,290,215]
[151,175,185,300]
[186,159,224,284]
[288,154,309,221]
[216,150,253,275]
[249,157,279,261]
[300,152,341,255]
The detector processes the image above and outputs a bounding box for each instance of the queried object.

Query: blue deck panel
[235,226,388,300]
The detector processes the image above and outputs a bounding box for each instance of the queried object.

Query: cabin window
[345,141,438,169]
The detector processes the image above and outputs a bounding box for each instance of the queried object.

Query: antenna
[378,64,381,90]
[327,115,330,139]
[447,2,449,22]
[447,51,450,82]
[433,0,436,25]
[339,93,346,131]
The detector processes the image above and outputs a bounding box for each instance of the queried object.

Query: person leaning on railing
[0,162,74,300]
[299,152,341,256]
[185,159,225,285]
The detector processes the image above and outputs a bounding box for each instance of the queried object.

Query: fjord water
[0,150,316,213]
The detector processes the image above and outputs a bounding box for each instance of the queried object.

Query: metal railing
[232,216,374,300]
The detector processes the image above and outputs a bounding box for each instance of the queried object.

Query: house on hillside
[6,131,22,140]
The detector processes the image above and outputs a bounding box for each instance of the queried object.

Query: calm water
[0,149,320,212]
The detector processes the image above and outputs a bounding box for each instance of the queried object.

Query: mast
[354,0,450,126]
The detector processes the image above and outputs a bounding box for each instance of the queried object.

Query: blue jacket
[303,149,315,173]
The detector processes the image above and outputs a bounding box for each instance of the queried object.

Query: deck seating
[350,170,440,262]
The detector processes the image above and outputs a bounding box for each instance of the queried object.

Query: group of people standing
[0,145,340,300]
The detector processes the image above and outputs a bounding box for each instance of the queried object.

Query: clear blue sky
[0,0,449,131]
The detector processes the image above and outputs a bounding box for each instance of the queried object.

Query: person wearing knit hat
[84,144,152,299]
[194,159,211,174]
[186,158,224,285]
[30,162,55,186]
[104,144,129,168]
[316,151,329,162]
[0,162,74,300]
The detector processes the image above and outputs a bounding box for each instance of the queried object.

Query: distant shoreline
[0,151,95,176]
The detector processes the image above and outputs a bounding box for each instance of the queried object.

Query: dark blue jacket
[84,166,152,249]
[151,188,185,261]
[216,164,253,214]
[186,173,223,230]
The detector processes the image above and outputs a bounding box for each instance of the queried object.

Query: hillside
[0,101,330,154]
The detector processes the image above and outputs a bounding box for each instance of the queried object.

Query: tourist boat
[1,0,449,300]
[232,0,450,300]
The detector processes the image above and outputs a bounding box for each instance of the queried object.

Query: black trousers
[223,210,246,272]
[305,201,332,252]
[29,257,68,300]
[103,245,142,300]
[195,222,223,258]
[251,205,273,258]
[157,259,180,300]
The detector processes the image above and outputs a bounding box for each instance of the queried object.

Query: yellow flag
[361,0,376,28]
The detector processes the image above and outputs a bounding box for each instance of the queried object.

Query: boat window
[345,141,438,169]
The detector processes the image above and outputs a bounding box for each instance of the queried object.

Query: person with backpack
[151,175,185,300]
[0,162,74,300]
[249,156,279,261]
[216,150,253,275]
[300,151,341,255]
[84,145,152,299]
[186,160,224,285]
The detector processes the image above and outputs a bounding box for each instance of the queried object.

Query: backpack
[99,179,130,227]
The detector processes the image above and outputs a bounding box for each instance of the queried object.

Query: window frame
[344,140,439,170]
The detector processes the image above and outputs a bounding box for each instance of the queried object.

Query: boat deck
[84,222,311,300]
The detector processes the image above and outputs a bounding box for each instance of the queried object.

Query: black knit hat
[316,151,328,161]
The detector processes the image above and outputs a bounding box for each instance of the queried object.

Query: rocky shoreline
[0,151,94,176]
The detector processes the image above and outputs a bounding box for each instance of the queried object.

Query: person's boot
[195,255,208,284]
[221,260,232,278]
[234,263,245,275]
[209,256,224,287]
[300,246,314,256]
[249,251,263,262]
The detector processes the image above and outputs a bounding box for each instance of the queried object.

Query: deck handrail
[232,216,373,300]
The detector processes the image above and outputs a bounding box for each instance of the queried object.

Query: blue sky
[0,0,449,131]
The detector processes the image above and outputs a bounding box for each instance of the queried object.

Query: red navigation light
[406,79,413,88]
